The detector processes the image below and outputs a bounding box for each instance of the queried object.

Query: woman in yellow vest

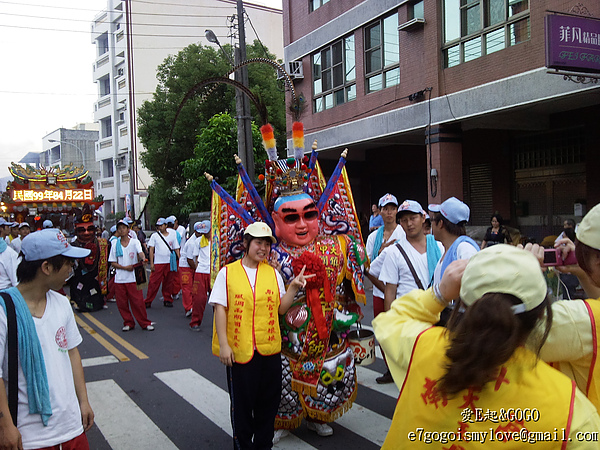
[529,203,600,413]
[209,222,311,449]
[373,245,600,449]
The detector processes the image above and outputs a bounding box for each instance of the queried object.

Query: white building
[41,124,101,183]
[91,0,283,221]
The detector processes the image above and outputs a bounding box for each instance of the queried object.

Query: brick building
[282,0,600,242]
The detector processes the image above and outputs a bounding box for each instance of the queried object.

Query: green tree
[181,112,265,216]
[137,41,286,222]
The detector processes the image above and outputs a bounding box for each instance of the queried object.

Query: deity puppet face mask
[75,223,96,243]
[272,195,319,247]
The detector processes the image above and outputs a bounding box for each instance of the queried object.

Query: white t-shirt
[191,236,211,274]
[0,290,84,448]
[179,234,197,269]
[365,224,406,298]
[379,240,445,297]
[177,225,187,249]
[433,241,479,285]
[108,238,143,284]
[209,263,286,308]
[0,247,20,289]
[9,236,21,254]
[148,229,180,265]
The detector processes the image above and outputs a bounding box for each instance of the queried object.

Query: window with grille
[312,35,356,113]
[443,0,529,68]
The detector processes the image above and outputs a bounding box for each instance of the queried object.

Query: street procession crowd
[1,187,600,448]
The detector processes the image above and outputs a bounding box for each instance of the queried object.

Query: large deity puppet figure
[69,204,109,311]
[206,122,367,439]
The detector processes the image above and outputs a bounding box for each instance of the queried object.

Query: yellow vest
[583,299,600,411]
[383,327,575,449]
[212,260,281,364]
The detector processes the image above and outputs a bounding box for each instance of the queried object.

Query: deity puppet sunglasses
[76,225,96,233]
[281,209,319,224]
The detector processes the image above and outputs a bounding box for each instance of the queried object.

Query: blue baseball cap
[110,225,117,233]
[378,193,398,208]
[125,217,134,224]
[398,200,424,215]
[194,220,210,233]
[166,215,177,224]
[42,219,53,229]
[117,219,130,228]
[156,217,166,226]
[21,229,90,261]
[429,197,470,224]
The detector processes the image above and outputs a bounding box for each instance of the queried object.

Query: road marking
[82,355,120,368]
[87,379,178,450]
[356,365,399,399]
[155,369,317,450]
[83,312,149,360]
[75,316,130,362]
[336,403,392,447]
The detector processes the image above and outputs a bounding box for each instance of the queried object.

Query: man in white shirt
[166,216,184,301]
[179,222,201,318]
[9,223,30,255]
[364,194,405,383]
[108,220,154,332]
[0,218,19,290]
[144,218,180,308]
[189,220,211,331]
[0,229,94,449]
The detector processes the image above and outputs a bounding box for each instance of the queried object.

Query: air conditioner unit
[277,61,304,80]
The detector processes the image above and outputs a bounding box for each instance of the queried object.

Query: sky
[0,0,282,181]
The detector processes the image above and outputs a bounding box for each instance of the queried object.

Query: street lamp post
[48,139,86,169]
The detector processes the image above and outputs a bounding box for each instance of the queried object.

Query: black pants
[226,352,282,450]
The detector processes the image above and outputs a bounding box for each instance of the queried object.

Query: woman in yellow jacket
[373,245,600,449]
[209,222,310,450]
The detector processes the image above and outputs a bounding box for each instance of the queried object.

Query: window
[50,146,60,163]
[309,0,329,13]
[312,35,356,113]
[365,13,400,93]
[102,159,114,178]
[101,117,112,139]
[98,34,109,56]
[410,1,424,20]
[100,76,110,96]
[443,0,529,67]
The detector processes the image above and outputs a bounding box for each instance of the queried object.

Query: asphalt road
[76,281,399,449]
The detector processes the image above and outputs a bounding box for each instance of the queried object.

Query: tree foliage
[137,40,286,222]
[181,112,266,216]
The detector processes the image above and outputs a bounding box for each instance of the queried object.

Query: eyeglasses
[281,210,319,224]
[76,226,96,233]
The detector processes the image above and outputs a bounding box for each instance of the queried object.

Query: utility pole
[235,0,254,180]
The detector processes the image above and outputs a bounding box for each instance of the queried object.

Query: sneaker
[144,325,155,331]
[185,309,193,317]
[122,325,132,332]
[376,370,394,384]
[190,325,201,332]
[150,322,157,326]
[103,305,109,309]
[307,421,333,437]
[163,301,173,308]
[273,429,290,445]
[107,298,117,303]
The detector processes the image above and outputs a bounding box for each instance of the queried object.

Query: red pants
[190,272,211,327]
[145,263,176,305]
[373,295,389,368]
[180,267,195,312]
[116,282,152,328]
[33,432,89,450]
[173,269,182,294]
[106,275,116,300]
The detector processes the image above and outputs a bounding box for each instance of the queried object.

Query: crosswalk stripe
[356,365,399,399]
[82,355,120,368]
[336,403,392,447]
[155,369,317,450]
[87,379,178,450]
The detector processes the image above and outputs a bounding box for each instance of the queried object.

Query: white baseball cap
[156,217,166,226]
[429,197,470,224]
[244,222,276,243]
[42,219,53,229]
[21,229,91,261]
[166,215,177,224]
[194,220,210,233]
[378,193,398,208]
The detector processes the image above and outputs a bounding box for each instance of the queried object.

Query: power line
[0,11,233,25]
[0,0,236,13]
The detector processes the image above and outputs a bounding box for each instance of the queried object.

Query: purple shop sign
[545,14,600,74]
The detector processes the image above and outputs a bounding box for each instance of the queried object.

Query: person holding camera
[525,203,600,412]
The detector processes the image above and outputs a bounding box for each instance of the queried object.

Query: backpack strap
[0,292,18,426]
[395,243,425,290]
